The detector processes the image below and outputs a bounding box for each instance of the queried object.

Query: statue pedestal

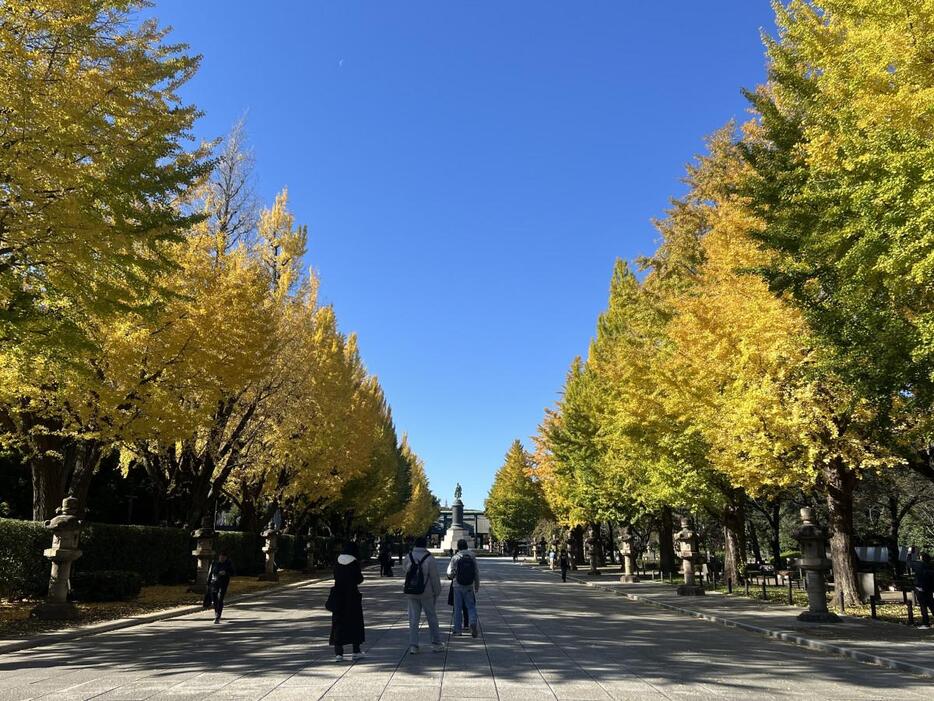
[441,525,469,553]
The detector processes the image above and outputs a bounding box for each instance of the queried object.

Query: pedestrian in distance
[549,548,557,571]
[203,550,234,624]
[512,544,519,562]
[328,541,366,662]
[378,544,393,577]
[559,548,570,582]
[909,551,934,630]
[403,535,444,654]
[446,538,480,637]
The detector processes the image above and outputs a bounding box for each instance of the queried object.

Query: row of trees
[488,0,934,604]
[0,1,438,539]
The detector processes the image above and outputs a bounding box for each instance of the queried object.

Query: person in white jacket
[446,539,480,637]
[403,536,443,653]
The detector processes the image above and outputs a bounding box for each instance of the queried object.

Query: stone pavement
[537,561,934,678]
[1,558,932,700]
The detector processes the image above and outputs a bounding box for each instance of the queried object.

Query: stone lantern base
[677,583,706,596]
[30,601,80,620]
[797,610,840,623]
[619,574,640,583]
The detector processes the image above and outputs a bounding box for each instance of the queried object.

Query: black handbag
[325,587,337,612]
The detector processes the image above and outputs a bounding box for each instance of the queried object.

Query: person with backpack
[328,542,366,662]
[403,535,443,654]
[203,550,234,624]
[446,538,480,637]
[559,548,571,582]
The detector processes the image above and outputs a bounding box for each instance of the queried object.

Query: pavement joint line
[0,570,346,656]
[518,561,934,681]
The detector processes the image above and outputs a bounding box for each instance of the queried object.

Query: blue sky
[152,1,776,510]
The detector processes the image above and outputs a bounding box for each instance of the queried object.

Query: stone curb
[0,572,335,656]
[523,562,934,680]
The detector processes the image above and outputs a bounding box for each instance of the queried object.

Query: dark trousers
[917,589,933,626]
[212,583,229,619]
[335,642,361,655]
[561,566,568,582]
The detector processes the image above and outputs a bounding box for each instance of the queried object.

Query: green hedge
[0,518,310,598]
[71,570,142,601]
[77,523,192,585]
[0,518,50,598]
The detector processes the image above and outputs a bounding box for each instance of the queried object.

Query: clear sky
[151,1,777,510]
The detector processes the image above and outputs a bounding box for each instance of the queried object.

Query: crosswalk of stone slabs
[1,559,933,700]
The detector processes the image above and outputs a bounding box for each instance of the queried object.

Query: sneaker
[451,629,463,636]
[351,651,366,661]
[431,643,445,653]
[334,655,344,662]
[214,617,220,624]
[408,645,419,655]
[470,622,479,638]
[918,625,930,630]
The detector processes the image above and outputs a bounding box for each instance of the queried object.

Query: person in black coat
[330,542,365,661]
[203,551,235,623]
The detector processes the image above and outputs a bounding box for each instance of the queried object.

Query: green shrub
[77,523,192,585]
[71,570,142,601]
[216,530,263,575]
[0,518,50,598]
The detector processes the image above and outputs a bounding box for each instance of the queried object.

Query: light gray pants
[407,595,441,646]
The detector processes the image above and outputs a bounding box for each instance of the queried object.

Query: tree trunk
[722,499,747,586]
[659,506,676,577]
[570,525,584,570]
[823,458,860,607]
[31,450,69,521]
[67,441,101,517]
[747,516,762,564]
[769,501,782,567]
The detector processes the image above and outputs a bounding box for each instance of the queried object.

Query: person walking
[512,544,519,562]
[329,542,366,662]
[559,548,570,583]
[446,538,480,637]
[909,551,934,630]
[203,550,234,624]
[378,544,393,577]
[403,536,443,654]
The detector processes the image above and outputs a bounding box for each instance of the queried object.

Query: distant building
[429,507,491,550]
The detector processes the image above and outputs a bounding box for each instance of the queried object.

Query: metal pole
[745,578,750,596]
[762,578,768,601]
[837,589,845,614]
[787,577,793,606]
[870,596,877,620]
[727,577,733,594]
[908,601,915,625]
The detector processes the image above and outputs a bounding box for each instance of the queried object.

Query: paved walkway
[2,558,933,700]
[542,561,934,675]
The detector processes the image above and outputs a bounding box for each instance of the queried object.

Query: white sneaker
[918,625,930,630]
[334,655,344,662]
[408,645,419,654]
[352,651,366,661]
[431,643,445,653]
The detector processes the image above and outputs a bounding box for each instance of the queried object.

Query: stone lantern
[31,497,83,620]
[259,527,280,581]
[585,526,601,576]
[189,515,216,594]
[675,517,705,595]
[619,525,640,583]
[793,508,839,622]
